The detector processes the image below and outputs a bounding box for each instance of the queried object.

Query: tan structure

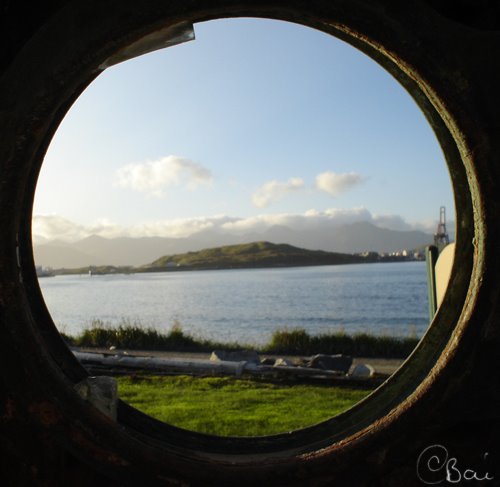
[435,242,455,307]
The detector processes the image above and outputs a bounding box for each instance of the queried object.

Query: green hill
[144,241,371,271]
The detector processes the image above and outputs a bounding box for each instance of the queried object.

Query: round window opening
[32,18,458,438]
[12,6,476,465]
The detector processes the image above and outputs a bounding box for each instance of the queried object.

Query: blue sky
[33,18,454,242]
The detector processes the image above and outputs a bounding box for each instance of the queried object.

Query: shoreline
[43,257,424,277]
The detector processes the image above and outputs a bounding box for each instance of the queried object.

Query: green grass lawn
[118,375,373,436]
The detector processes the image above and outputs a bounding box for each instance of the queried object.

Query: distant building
[36,265,54,277]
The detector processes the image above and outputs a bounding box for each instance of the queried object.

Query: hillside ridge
[146,240,371,271]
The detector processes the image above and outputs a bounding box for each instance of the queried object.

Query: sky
[33,18,455,243]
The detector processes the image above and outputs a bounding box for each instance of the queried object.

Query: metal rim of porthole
[0,0,482,484]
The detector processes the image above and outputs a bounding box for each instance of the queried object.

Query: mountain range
[34,222,433,269]
[33,221,434,268]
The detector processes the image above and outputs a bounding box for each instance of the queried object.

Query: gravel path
[74,347,405,376]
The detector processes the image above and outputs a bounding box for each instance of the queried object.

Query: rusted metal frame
[0,0,498,484]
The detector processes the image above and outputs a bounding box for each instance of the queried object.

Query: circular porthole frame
[0,1,488,484]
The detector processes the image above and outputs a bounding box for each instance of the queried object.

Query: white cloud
[409,218,439,234]
[126,215,237,239]
[252,177,304,208]
[32,209,436,243]
[371,214,452,234]
[114,155,213,197]
[315,171,364,197]
[32,214,238,242]
[372,214,412,231]
[220,207,373,235]
[323,207,372,224]
[32,215,90,243]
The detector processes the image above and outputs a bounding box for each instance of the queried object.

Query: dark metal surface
[0,1,499,485]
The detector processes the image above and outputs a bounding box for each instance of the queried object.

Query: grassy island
[144,241,373,272]
[45,240,418,275]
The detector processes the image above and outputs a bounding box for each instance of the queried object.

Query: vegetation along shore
[62,320,420,359]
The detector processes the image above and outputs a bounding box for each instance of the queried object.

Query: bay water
[38,261,429,346]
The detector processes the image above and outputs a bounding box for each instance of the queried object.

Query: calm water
[38,261,429,345]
